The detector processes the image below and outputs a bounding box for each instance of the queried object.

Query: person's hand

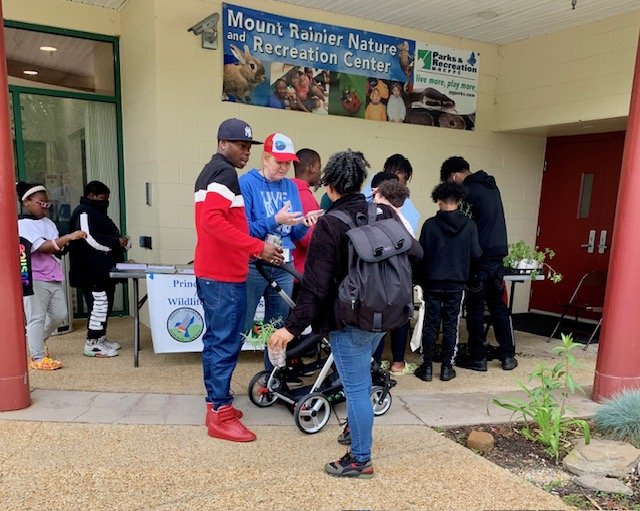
[269,327,295,351]
[301,214,318,228]
[118,237,129,249]
[68,230,88,241]
[260,242,284,265]
[275,202,303,226]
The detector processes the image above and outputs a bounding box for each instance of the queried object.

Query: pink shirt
[18,216,64,282]
[291,178,320,276]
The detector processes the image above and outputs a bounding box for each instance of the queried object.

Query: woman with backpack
[269,150,422,479]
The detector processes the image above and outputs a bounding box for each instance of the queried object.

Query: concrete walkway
[0,318,599,510]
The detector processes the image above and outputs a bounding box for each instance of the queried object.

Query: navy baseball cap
[217,118,262,144]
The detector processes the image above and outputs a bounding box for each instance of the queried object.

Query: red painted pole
[592,34,640,402]
[0,0,31,411]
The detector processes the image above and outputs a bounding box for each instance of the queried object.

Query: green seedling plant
[241,317,283,350]
[492,333,590,462]
[594,389,640,448]
[503,240,563,283]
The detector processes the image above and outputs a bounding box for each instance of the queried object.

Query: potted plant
[503,240,563,283]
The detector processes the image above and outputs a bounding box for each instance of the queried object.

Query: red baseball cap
[263,133,299,162]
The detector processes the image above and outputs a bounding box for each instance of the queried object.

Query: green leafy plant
[241,317,283,350]
[492,333,590,462]
[594,389,640,448]
[503,240,563,283]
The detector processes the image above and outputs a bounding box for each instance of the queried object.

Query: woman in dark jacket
[269,150,422,479]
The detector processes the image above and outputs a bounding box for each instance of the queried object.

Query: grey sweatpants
[23,280,67,360]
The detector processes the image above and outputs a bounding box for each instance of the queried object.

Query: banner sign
[222,3,478,130]
[146,274,260,353]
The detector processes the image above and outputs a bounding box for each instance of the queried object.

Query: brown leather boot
[207,405,256,442]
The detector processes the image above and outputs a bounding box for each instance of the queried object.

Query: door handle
[598,230,608,254]
[581,229,596,253]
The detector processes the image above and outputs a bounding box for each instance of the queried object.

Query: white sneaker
[98,336,121,350]
[84,339,119,358]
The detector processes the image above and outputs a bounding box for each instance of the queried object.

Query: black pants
[82,282,115,340]
[466,259,515,361]
[373,321,410,364]
[421,290,465,366]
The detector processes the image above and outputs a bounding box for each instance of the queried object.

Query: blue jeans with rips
[243,262,294,370]
[330,327,385,463]
[196,277,247,409]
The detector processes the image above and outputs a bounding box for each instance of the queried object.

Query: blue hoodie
[239,169,308,253]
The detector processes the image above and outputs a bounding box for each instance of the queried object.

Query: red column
[0,0,31,411]
[592,35,640,402]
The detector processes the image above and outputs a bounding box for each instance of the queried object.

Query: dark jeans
[373,321,410,364]
[82,282,115,340]
[466,258,515,361]
[421,290,465,366]
[196,277,247,409]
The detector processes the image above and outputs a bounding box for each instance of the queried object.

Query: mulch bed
[442,424,640,510]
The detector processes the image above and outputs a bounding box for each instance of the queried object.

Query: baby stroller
[247,260,396,434]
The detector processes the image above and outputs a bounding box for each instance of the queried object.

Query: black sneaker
[414,363,433,382]
[457,358,488,372]
[337,423,351,445]
[501,356,518,371]
[324,452,374,479]
[440,365,456,381]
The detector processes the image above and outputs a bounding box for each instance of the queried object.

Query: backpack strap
[326,209,357,229]
[367,202,379,225]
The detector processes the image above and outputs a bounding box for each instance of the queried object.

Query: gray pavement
[0,318,599,510]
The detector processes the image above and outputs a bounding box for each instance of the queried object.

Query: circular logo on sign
[167,307,204,343]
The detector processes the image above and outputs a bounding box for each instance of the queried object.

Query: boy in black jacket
[415,182,482,382]
[69,181,128,358]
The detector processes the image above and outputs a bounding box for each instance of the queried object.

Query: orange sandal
[29,357,63,371]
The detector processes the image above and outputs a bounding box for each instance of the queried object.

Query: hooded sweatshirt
[461,170,509,258]
[68,197,125,287]
[417,209,482,291]
[239,169,308,259]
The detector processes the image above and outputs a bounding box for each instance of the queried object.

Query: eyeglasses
[31,199,51,208]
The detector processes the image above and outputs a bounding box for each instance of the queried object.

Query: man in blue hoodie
[239,133,315,368]
[440,156,518,372]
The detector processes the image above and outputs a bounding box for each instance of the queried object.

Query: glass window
[578,173,593,219]
[5,27,115,95]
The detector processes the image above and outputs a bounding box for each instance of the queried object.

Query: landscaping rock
[466,430,494,453]
[563,439,640,477]
[573,474,634,496]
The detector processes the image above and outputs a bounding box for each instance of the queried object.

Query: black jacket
[68,197,125,287]
[462,171,508,258]
[416,209,482,291]
[284,193,423,337]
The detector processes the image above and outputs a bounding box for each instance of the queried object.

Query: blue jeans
[243,262,294,370]
[196,277,247,409]
[330,327,385,463]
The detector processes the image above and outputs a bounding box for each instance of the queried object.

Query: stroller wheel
[370,386,392,416]
[248,370,278,408]
[293,392,331,434]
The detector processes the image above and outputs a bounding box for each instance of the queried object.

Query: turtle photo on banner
[221,3,478,131]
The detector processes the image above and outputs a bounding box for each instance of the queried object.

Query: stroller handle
[255,259,304,282]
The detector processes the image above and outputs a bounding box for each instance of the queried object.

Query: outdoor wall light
[23,70,38,76]
[188,13,219,50]
[39,46,57,52]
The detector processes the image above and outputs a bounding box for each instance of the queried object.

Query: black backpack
[327,203,414,332]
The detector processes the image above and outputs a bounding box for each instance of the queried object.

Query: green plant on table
[492,333,590,462]
[503,240,563,283]
[241,317,283,350]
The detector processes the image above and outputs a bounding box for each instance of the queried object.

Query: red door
[529,132,625,314]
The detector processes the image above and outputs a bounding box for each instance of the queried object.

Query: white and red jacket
[194,153,264,282]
